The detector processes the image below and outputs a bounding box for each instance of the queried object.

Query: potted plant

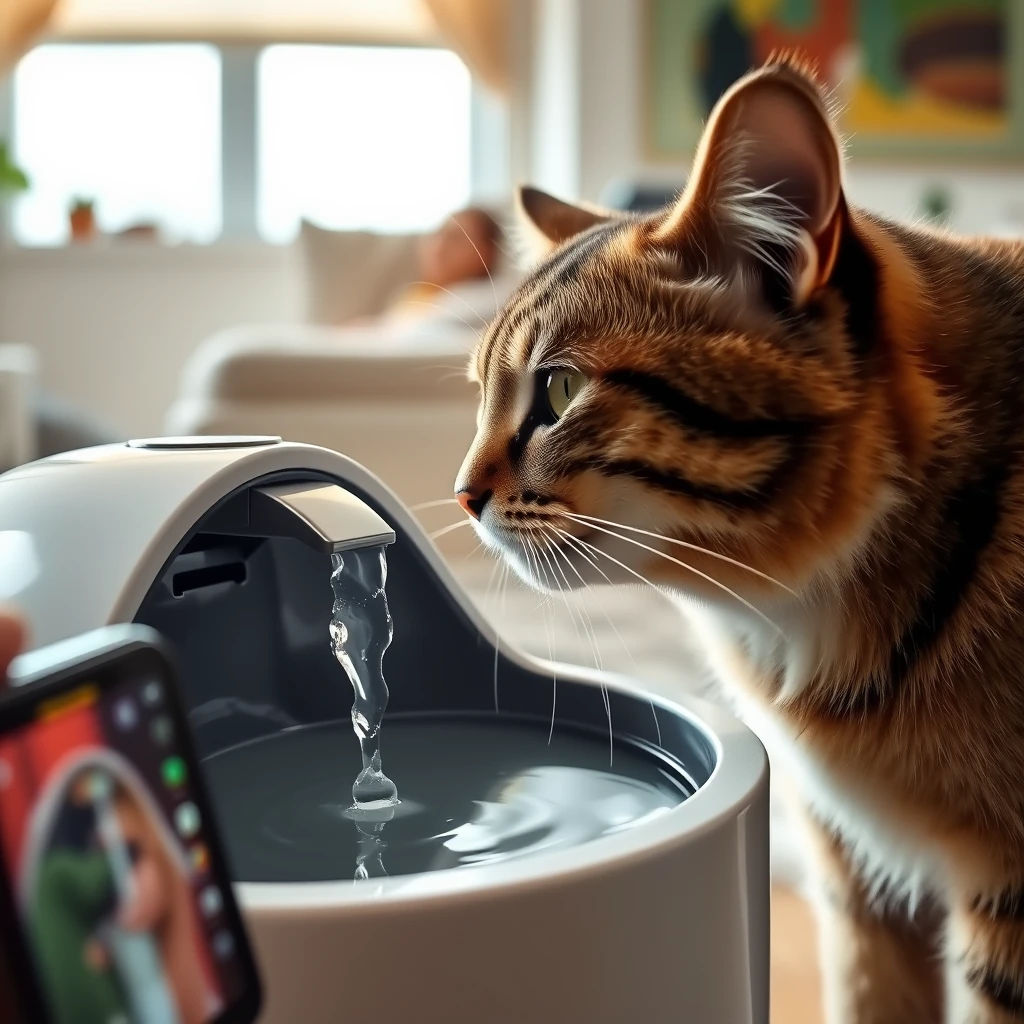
[0,142,29,241]
[0,141,28,198]
[69,196,96,242]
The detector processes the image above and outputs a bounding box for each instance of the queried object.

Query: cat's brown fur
[456,57,1024,1023]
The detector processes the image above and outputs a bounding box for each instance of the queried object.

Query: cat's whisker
[493,559,513,715]
[483,551,501,601]
[517,535,561,743]
[500,545,511,618]
[542,533,603,668]
[482,555,503,712]
[567,519,786,638]
[572,533,699,616]
[437,370,474,384]
[549,525,662,746]
[536,540,595,750]
[568,535,704,744]
[563,512,797,597]
[429,520,473,541]
[483,556,503,622]
[411,498,462,512]
[444,213,499,312]
[601,684,613,767]
[541,535,613,765]
[535,538,585,650]
[403,282,488,329]
[539,575,558,745]
[394,296,484,342]
[545,534,618,761]
[538,539,582,635]
[413,363,471,375]
[545,536,604,672]
[550,527,634,660]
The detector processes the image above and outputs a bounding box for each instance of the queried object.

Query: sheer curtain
[0,0,57,74]
[421,0,509,94]
[5,0,512,96]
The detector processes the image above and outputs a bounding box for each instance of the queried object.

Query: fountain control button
[127,436,282,450]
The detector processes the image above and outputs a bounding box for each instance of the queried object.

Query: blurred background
[0,0,1016,450]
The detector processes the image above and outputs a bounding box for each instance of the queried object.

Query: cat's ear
[516,186,615,261]
[660,57,844,307]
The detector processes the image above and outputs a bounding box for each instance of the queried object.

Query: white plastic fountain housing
[0,437,770,1024]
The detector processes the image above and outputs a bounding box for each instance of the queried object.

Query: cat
[455,56,1024,1024]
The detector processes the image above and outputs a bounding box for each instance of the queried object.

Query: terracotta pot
[69,206,95,242]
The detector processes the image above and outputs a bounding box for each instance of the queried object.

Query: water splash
[350,804,395,881]
[329,548,398,808]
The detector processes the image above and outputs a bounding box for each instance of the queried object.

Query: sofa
[165,325,481,560]
[0,344,118,473]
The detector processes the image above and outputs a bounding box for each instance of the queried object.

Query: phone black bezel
[0,633,263,1024]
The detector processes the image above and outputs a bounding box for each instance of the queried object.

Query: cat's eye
[544,369,588,420]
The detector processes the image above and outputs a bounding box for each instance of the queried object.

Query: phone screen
[0,664,251,1024]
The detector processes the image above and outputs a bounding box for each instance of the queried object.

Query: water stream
[329,547,398,810]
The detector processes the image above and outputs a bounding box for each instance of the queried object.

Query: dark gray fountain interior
[133,470,717,791]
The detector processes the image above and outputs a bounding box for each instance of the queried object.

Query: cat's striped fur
[456,58,1024,1023]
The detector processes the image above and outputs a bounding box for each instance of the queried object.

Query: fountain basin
[0,439,769,1024]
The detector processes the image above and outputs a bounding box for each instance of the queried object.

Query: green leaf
[0,139,30,194]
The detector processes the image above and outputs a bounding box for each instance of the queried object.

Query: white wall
[524,0,1024,235]
[0,244,301,437]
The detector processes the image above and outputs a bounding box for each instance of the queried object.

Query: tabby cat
[455,58,1024,1024]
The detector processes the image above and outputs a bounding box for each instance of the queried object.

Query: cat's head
[455,58,930,619]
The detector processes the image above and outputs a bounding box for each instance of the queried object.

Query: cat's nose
[457,488,493,520]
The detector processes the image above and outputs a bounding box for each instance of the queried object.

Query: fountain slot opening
[329,546,398,810]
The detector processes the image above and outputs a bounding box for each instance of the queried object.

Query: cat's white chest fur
[687,604,944,905]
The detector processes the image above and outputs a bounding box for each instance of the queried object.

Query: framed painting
[645,0,1024,161]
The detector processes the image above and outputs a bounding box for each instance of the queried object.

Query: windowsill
[0,239,300,270]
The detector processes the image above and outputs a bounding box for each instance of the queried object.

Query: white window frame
[1,41,509,246]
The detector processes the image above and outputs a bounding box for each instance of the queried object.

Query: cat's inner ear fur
[516,186,615,262]
[659,59,844,307]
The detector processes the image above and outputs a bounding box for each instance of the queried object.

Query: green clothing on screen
[28,849,128,1024]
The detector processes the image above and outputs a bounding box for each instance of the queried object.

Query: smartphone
[0,624,262,1024]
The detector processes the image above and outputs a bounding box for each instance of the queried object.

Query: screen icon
[150,715,174,746]
[212,930,235,960]
[162,756,187,788]
[190,843,210,873]
[142,680,163,706]
[113,698,138,731]
[200,885,223,918]
[175,801,201,839]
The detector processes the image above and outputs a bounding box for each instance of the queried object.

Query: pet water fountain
[0,437,770,1023]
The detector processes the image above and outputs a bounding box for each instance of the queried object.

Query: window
[7,42,484,246]
[12,45,222,246]
[257,45,472,243]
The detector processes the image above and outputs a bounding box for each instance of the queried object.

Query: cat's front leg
[802,813,944,1024]
[947,869,1024,1023]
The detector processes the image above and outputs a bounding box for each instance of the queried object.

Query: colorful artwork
[646,0,1024,160]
